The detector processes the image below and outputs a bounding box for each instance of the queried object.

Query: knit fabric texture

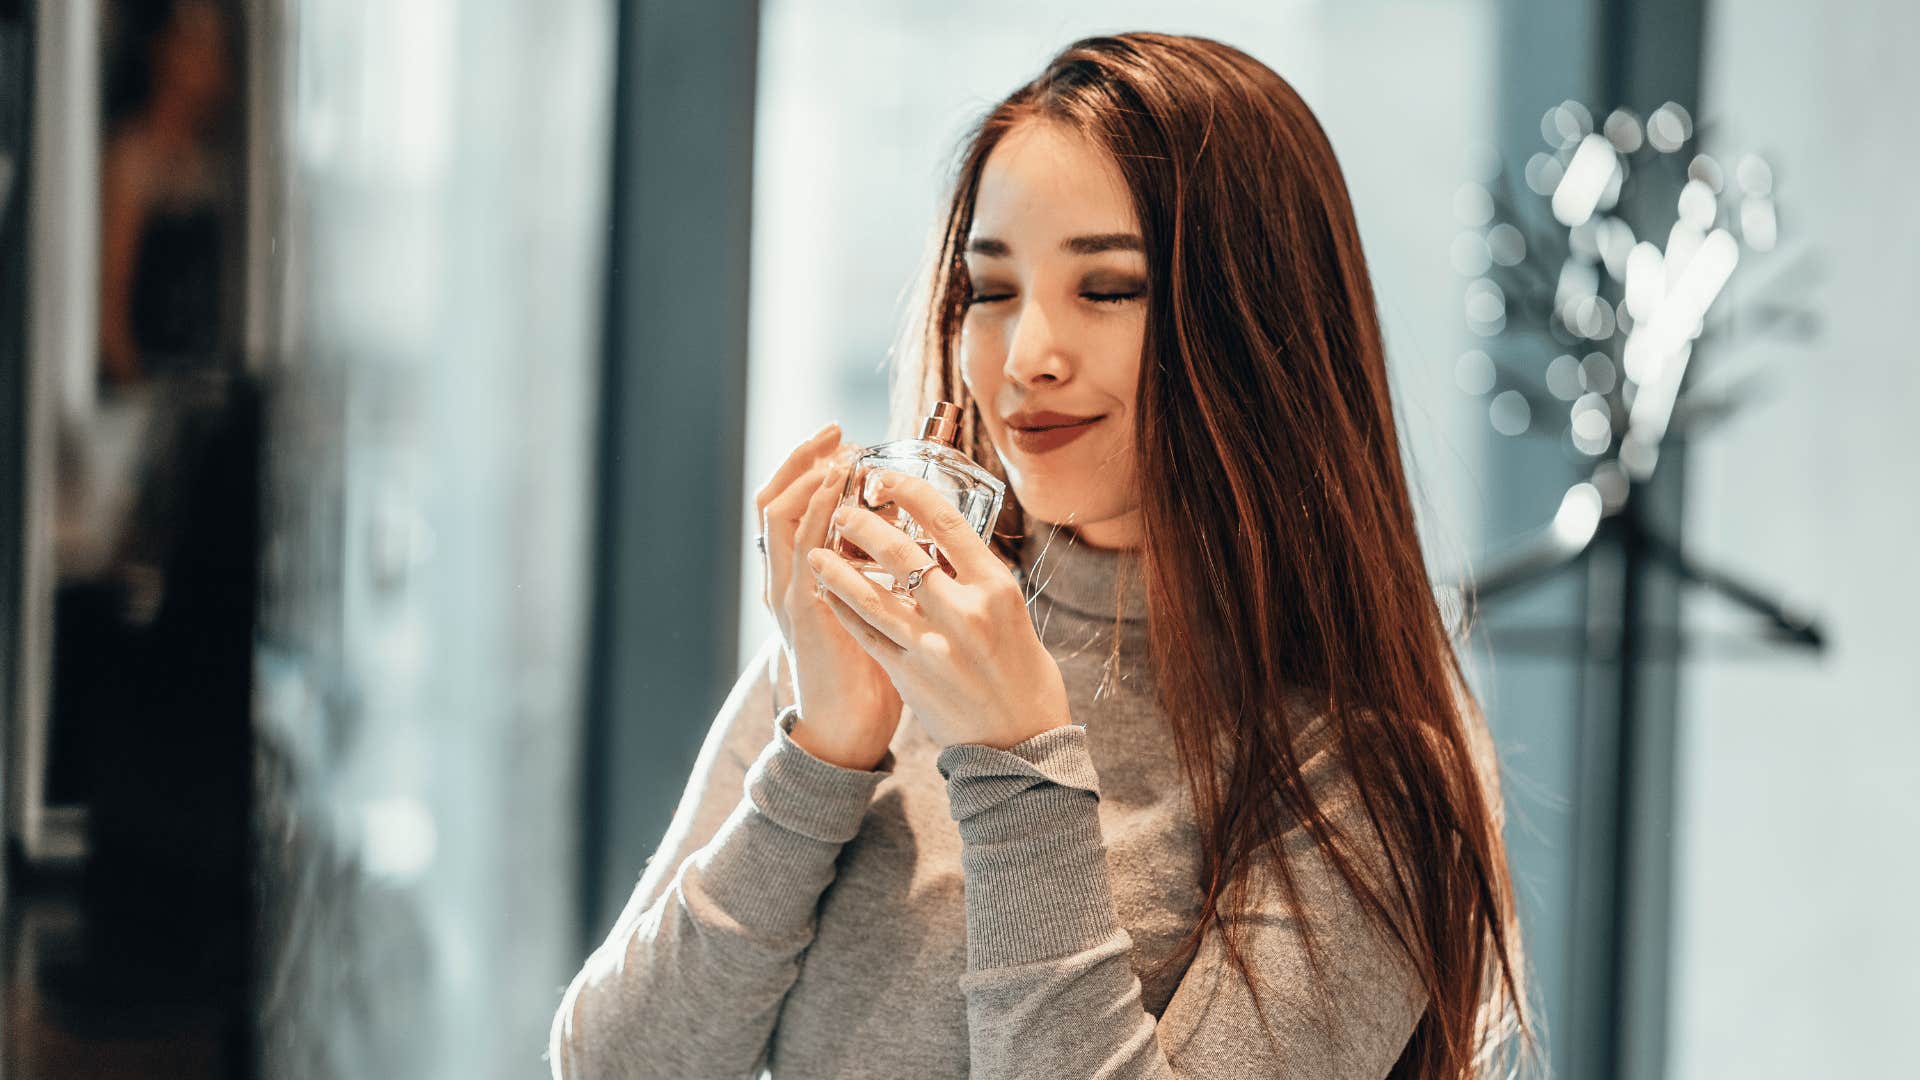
[548,523,1430,1079]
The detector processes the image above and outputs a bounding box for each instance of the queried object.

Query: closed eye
[964,291,1142,307]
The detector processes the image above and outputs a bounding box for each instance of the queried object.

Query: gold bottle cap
[918,401,962,446]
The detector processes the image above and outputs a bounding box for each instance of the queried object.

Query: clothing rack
[1466,462,1825,1080]
[1472,477,1824,649]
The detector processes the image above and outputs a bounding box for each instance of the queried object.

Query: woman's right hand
[756,422,904,770]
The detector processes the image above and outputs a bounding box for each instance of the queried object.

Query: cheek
[958,319,1006,390]
[1094,318,1146,414]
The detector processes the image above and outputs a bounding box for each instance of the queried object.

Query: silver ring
[901,558,940,594]
[755,533,767,554]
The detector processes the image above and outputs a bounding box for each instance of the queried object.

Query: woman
[551,31,1534,1080]
[99,0,235,387]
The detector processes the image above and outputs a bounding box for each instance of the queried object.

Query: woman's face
[959,119,1147,551]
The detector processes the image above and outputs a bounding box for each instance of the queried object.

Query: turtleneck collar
[1014,521,1148,625]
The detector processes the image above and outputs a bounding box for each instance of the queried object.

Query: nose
[1002,297,1070,387]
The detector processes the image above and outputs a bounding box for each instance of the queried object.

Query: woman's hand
[805,473,1073,752]
[757,423,903,771]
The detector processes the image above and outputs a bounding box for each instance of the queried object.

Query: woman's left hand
[806,473,1073,752]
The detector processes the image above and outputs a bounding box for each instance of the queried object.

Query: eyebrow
[965,233,1145,257]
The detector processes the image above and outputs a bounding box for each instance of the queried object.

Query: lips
[1004,409,1103,430]
[1005,412,1105,454]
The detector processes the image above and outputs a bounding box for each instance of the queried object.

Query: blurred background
[0,0,1911,1077]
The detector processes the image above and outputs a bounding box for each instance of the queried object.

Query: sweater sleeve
[934,720,1429,1080]
[547,634,897,1080]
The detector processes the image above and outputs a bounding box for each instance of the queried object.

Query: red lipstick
[1003,410,1105,454]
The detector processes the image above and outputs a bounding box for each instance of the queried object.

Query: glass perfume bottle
[823,401,1006,601]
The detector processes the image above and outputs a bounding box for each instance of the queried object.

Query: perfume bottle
[823,401,1007,601]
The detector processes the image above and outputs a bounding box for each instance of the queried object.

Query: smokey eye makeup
[963,273,1147,307]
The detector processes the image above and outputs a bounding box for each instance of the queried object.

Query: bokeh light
[1467,278,1508,333]
[1647,100,1694,151]
[1678,178,1719,230]
[1454,349,1497,395]
[1487,222,1527,266]
[1490,390,1531,436]
[1526,151,1566,196]
[1741,197,1778,251]
[1552,133,1618,227]
[1596,217,1637,280]
[1547,353,1584,400]
[1571,398,1614,456]
[1736,152,1774,195]
[1581,351,1618,394]
[1591,460,1630,511]
[1452,231,1494,276]
[1455,182,1495,227]
[1687,153,1725,193]
[1541,100,1595,149]
[1603,107,1644,153]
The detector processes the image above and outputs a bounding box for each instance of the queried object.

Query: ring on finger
[812,549,914,648]
[900,557,941,595]
[835,506,946,599]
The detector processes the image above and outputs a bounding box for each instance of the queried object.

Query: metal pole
[13,0,99,866]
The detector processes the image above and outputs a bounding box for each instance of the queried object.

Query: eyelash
[964,291,1141,307]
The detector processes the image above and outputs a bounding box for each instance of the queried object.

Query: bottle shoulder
[857,439,1004,492]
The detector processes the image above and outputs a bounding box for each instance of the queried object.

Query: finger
[782,461,846,615]
[754,421,842,513]
[754,421,841,514]
[764,451,840,556]
[792,460,848,564]
[816,573,908,666]
[764,462,822,618]
[862,472,998,582]
[830,504,955,611]
[808,547,916,652]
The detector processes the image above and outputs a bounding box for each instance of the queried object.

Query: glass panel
[248,2,612,1077]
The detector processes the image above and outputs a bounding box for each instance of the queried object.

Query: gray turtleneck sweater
[547,525,1429,1079]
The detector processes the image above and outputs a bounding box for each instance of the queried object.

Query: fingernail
[814,421,840,441]
[831,507,849,526]
[806,548,825,569]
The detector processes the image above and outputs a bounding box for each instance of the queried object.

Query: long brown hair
[886,32,1538,1079]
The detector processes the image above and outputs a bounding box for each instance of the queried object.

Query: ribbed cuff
[936,725,1119,970]
[747,705,895,844]
[688,708,895,945]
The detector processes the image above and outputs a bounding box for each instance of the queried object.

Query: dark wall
[0,0,31,879]
[580,0,761,940]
